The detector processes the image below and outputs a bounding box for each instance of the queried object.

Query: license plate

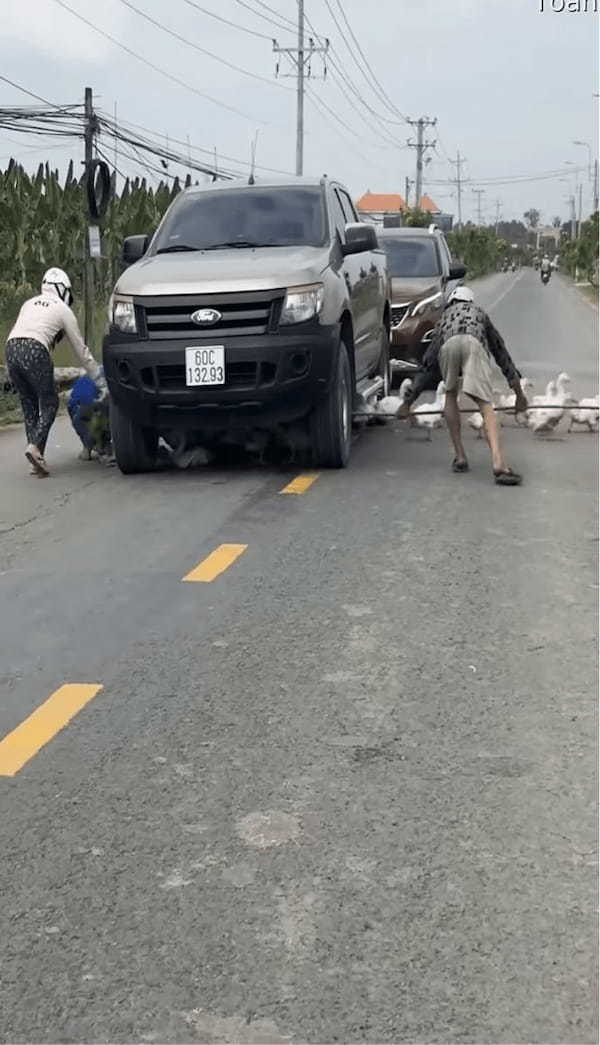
[185,346,225,386]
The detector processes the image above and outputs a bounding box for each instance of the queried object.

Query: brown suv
[378,226,466,368]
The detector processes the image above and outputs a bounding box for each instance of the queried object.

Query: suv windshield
[152,186,327,252]
[380,238,440,278]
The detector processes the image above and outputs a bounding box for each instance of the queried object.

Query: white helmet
[449,285,474,304]
[42,267,73,306]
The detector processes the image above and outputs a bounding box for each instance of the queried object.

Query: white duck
[568,393,599,433]
[377,378,413,417]
[467,388,505,438]
[411,381,446,440]
[498,377,534,426]
[528,373,571,434]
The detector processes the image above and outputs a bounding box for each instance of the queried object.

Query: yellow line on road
[182,543,248,582]
[0,683,103,777]
[280,473,320,495]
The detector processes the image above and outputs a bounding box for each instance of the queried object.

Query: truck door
[330,188,371,380]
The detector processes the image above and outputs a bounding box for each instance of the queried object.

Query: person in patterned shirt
[398,286,528,485]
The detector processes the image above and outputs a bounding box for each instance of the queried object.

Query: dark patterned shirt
[406,301,521,404]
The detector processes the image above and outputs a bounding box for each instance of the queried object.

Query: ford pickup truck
[103,176,391,472]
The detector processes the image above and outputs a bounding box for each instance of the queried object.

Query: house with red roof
[356,190,441,223]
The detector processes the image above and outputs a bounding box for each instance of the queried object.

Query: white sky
[1,0,598,225]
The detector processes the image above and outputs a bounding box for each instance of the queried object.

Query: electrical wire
[179,0,274,40]
[321,0,406,124]
[232,0,296,33]
[97,110,295,176]
[0,74,80,110]
[117,0,293,91]
[333,0,407,122]
[51,0,278,125]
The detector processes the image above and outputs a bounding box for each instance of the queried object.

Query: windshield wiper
[202,240,281,250]
[155,244,201,254]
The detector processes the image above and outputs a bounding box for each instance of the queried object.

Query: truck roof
[180,176,327,196]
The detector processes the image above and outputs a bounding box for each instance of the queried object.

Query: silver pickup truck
[103,176,391,472]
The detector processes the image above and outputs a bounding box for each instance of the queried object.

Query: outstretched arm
[62,306,103,384]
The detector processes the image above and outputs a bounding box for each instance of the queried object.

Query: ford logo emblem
[191,308,222,326]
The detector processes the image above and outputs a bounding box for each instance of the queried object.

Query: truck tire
[310,340,352,468]
[110,399,158,474]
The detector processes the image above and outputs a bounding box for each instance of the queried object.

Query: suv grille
[391,304,411,327]
[140,361,277,392]
[140,291,283,340]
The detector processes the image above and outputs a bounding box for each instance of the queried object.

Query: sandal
[452,458,469,473]
[494,468,522,486]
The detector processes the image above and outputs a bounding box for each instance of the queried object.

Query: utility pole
[273,7,329,176]
[404,175,413,209]
[449,150,465,227]
[494,198,502,234]
[407,117,437,209]
[296,0,304,176]
[577,182,583,238]
[472,188,485,226]
[83,86,96,345]
[594,159,599,213]
[570,195,576,240]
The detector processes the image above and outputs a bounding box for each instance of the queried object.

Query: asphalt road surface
[0,269,597,1045]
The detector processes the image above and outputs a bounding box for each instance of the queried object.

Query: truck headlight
[280,283,324,325]
[110,295,137,334]
[411,291,443,317]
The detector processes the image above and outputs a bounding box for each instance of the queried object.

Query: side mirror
[122,235,149,266]
[449,262,467,280]
[341,222,378,257]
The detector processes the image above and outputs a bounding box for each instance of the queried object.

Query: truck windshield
[380,238,440,278]
[152,187,327,252]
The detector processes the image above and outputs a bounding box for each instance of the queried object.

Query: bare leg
[443,390,467,464]
[469,395,507,472]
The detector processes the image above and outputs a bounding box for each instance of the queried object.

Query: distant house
[356,190,441,225]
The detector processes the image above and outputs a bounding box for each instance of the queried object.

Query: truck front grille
[391,304,411,327]
[142,361,277,392]
[140,290,283,340]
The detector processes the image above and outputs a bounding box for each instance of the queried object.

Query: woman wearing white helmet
[5,268,106,476]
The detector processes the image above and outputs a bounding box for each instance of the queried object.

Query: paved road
[0,269,597,1044]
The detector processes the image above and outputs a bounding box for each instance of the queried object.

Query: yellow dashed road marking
[0,683,103,777]
[280,473,320,495]
[183,543,248,583]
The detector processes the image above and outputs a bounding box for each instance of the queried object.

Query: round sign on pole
[86,159,111,221]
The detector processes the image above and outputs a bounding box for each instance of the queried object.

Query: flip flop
[452,458,469,473]
[494,468,522,486]
[25,447,49,477]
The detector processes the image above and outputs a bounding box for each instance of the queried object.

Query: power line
[98,110,294,176]
[330,0,409,122]
[179,0,274,40]
[118,0,293,91]
[231,0,296,34]
[0,74,77,109]
[51,0,276,125]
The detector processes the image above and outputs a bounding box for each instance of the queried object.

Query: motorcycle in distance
[541,269,551,285]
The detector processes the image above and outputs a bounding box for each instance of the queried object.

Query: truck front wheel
[110,399,158,474]
[309,341,352,468]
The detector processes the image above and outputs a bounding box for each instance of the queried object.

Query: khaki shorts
[439,333,494,403]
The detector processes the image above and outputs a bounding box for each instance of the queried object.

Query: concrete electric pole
[83,86,96,345]
[594,159,599,213]
[273,2,329,176]
[472,188,485,226]
[449,150,465,227]
[404,176,413,209]
[494,198,502,234]
[407,117,437,209]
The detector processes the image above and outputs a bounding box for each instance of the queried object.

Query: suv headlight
[412,291,443,317]
[110,294,137,334]
[280,283,324,325]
